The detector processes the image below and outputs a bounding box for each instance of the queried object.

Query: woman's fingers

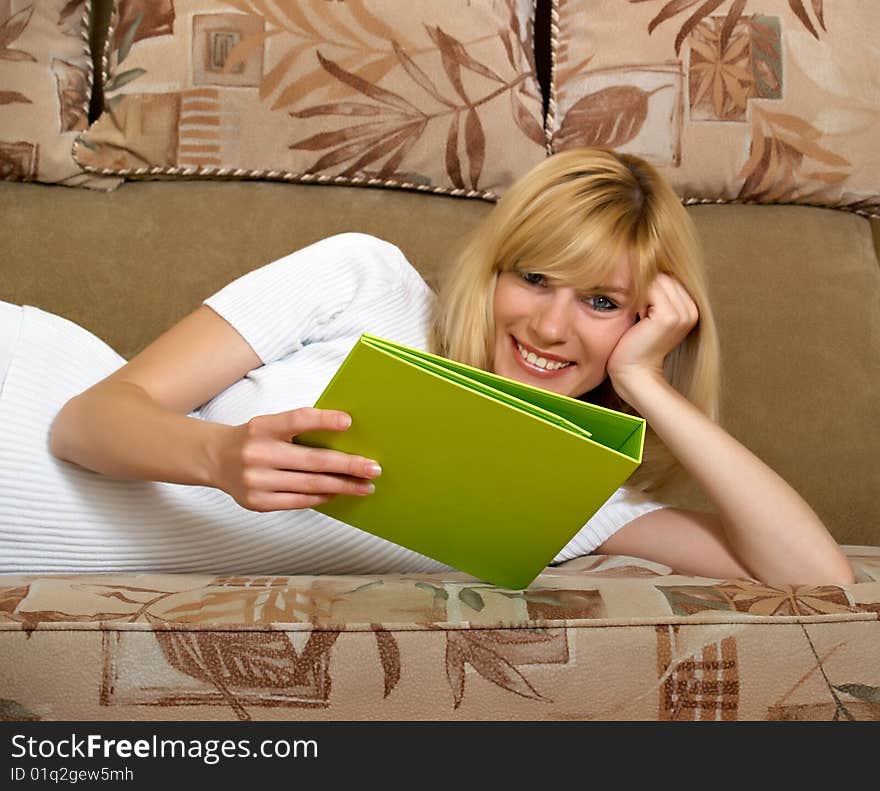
[246,407,352,442]
[246,492,336,513]
[645,274,698,336]
[281,444,382,480]
[220,406,386,512]
[244,407,382,480]
[658,274,698,323]
[246,468,376,497]
[284,406,352,436]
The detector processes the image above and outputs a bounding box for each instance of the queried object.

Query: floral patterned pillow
[548,0,880,217]
[73,0,548,200]
[0,0,116,188]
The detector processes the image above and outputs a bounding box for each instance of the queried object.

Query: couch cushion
[74,0,547,200]
[1,549,878,720]
[0,1,116,189]
[548,0,880,217]
[678,205,880,546]
[0,179,492,358]
[1,182,877,545]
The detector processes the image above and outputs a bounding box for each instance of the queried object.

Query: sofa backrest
[1,180,878,546]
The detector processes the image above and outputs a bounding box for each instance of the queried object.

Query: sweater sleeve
[202,233,432,365]
[551,487,668,563]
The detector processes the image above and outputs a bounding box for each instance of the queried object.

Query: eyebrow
[588,285,632,296]
[533,270,633,297]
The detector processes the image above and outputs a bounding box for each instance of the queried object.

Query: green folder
[297,334,646,590]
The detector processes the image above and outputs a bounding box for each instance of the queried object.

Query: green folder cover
[297,334,646,590]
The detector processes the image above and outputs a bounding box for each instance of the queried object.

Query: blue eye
[521,272,546,286]
[583,295,618,312]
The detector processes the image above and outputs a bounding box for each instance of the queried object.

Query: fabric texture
[0,300,22,397]
[0,233,665,576]
[2,180,878,546]
[73,0,547,199]
[1,546,878,720]
[0,179,494,361]
[548,0,880,217]
[0,0,117,188]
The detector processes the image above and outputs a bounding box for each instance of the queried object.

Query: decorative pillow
[73,0,548,200]
[0,0,116,188]
[548,0,880,217]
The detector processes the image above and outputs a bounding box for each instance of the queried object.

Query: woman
[1,148,853,584]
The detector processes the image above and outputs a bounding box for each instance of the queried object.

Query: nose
[529,287,576,345]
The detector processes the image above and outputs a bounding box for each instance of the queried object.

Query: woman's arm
[605,275,855,586]
[50,305,257,486]
[50,305,382,510]
[596,508,755,580]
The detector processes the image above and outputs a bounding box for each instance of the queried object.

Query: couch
[1,0,878,722]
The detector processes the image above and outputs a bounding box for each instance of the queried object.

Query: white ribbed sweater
[0,233,665,574]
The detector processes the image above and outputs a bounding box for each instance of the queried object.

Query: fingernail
[364,482,375,494]
[339,413,352,429]
[367,462,382,477]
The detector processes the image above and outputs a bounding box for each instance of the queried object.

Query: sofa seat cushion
[2,546,878,721]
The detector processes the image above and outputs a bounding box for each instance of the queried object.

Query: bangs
[496,196,660,305]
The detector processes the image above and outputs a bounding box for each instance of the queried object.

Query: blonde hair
[430,147,720,495]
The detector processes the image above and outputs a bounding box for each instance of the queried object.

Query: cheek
[492,290,506,327]
[492,278,524,326]
[587,318,632,356]
[610,319,634,347]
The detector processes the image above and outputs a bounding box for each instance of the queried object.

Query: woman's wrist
[202,421,239,493]
[607,365,668,412]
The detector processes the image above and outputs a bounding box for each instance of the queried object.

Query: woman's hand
[212,407,382,512]
[607,273,699,401]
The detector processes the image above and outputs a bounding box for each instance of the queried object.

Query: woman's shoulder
[307,233,430,292]
[308,231,399,257]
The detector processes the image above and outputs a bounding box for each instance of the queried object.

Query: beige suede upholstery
[0,180,490,357]
[2,182,877,545]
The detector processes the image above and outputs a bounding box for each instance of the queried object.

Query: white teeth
[516,342,572,371]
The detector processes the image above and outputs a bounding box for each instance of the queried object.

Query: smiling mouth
[511,337,575,374]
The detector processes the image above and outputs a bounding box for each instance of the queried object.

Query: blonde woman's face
[491,255,639,398]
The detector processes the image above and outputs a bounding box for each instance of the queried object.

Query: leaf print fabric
[0,1,117,187]
[550,0,880,216]
[687,14,782,121]
[1,546,879,720]
[0,5,36,71]
[75,0,547,200]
